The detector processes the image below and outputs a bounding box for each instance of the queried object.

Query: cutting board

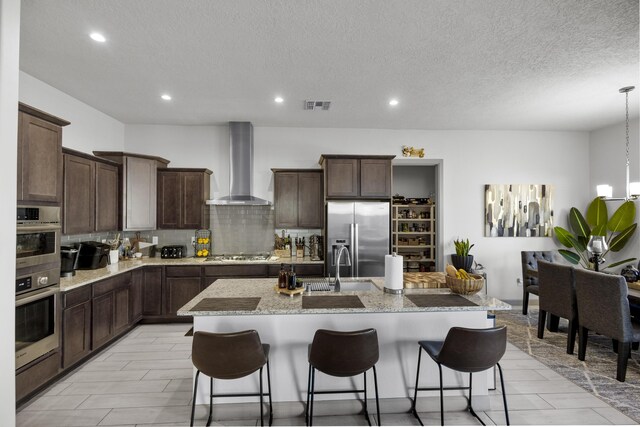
[403,272,447,289]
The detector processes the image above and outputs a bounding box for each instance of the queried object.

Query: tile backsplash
[62,205,323,256]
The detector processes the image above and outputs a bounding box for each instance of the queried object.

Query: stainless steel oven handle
[17,224,61,232]
[16,286,59,306]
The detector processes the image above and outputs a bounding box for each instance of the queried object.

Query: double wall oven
[16,205,61,369]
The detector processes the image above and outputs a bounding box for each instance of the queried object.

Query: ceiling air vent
[304,100,331,111]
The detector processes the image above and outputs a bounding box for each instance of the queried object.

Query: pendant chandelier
[596,86,639,201]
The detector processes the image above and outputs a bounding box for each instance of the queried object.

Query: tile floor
[16,322,638,426]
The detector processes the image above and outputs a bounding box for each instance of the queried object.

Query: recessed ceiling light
[161,94,172,101]
[274,96,284,103]
[389,99,399,106]
[89,32,106,43]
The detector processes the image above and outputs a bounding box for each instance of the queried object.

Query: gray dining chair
[521,251,555,315]
[537,260,578,354]
[575,269,640,382]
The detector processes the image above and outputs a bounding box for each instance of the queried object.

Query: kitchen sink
[302,278,377,292]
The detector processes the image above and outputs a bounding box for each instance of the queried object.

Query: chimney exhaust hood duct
[206,122,271,206]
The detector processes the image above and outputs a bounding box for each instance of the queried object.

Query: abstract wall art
[484,184,554,237]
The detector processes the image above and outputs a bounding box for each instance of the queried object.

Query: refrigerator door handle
[350,223,356,277]
[353,223,359,277]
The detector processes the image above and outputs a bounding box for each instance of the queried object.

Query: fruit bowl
[445,274,484,295]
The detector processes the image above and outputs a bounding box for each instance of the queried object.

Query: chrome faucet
[334,244,351,291]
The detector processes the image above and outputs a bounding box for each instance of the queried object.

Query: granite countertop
[59,256,323,292]
[177,278,511,316]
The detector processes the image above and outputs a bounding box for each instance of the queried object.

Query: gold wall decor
[484,184,554,237]
[402,145,425,158]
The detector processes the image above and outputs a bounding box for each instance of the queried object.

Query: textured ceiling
[19,0,639,130]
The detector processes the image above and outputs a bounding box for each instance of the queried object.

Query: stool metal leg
[259,366,264,427]
[363,371,371,426]
[305,364,312,424]
[373,365,381,426]
[309,367,316,427]
[467,373,486,426]
[207,376,213,426]
[190,370,200,427]
[497,363,510,425]
[437,364,444,426]
[411,346,424,426]
[266,360,273,426]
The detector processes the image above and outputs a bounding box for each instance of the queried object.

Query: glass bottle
[278,263,287,289]
[288,264,296,290]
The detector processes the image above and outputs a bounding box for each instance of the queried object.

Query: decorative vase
[451,254,474,272]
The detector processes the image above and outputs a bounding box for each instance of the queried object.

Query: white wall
[19,72,125,152]
[1,0,20,423]
[589,117,640,266]
[125,124,590,302]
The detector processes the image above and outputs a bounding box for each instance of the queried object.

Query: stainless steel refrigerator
[326,201,390,278]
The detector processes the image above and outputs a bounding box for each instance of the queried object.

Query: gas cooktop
[206,254,272,262]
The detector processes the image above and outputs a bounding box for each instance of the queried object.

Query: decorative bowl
[445,274,484,295]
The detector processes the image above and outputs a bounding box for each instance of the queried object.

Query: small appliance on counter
[75,241,111,270]
[161,245,187,259]
[60,245,79,277]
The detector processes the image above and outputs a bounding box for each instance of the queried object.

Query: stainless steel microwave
[16,205,61,270]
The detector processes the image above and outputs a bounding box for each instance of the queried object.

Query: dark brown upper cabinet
[157,168,212,230]
[319,155,394,199]
[17,103,70,204]
[272,169,323,228]
[62,148,120,235]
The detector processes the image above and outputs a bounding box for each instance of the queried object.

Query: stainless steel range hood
[206,122,271,206]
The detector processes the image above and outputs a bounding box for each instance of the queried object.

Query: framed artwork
[484,184,554,237]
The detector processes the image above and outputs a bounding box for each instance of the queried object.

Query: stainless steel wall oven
[15,205,61,369]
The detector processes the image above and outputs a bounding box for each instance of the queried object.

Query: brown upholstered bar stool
[305,328,381,426]
[190,330,272,427]
[411,326,509,426]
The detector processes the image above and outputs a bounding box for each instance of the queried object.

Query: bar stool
[305,328,381,426]
[190,330,272,427]
[410,326,509,426]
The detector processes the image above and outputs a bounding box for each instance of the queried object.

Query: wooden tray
[403,272,447,289]
[274,285,304,297]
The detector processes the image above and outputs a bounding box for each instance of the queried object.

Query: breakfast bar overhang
[178,278,511,411]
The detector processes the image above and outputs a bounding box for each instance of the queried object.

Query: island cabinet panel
[165,266,202,316]
[143,266,164,316]
[203,265,268,278]
[17,104,69,204]
[320,155,394,199]
[62,286,92,369]
[63,154,95,234]
[95,162,119,231]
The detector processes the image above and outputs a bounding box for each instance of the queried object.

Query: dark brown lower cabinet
[267,263,324,277]
[62,300,91,368]
[143,266,164,316]
[130,269,144,322]
[165,266,202,316]
[91,273,131,349]
[114,287,130,334]
[92,292,114,349]
[15,351,61,402]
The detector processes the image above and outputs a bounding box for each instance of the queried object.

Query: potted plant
[554,197,637,270]
[451,238,475,271]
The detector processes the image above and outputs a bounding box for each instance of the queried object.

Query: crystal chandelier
[596,86,639,201]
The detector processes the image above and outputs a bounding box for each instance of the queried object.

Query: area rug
[497,309,640,423]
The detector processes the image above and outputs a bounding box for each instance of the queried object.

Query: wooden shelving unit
[392,204,436,272]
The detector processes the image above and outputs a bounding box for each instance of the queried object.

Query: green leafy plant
[453,238,474,256]
[554,197,637,270]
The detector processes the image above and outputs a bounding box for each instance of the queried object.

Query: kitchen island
[178,278,511,413]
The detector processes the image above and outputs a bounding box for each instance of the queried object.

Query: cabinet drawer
[165,266,202,277]
[296,264,325,277]
[203,264,267,277]
[63,286,91,308]
[93,272,131,297]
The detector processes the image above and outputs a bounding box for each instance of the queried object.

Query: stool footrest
[415,385,470,392]
[311,388,365,395]
[210,392,271,398]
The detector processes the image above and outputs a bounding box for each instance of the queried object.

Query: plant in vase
[554,197,637,270]
[451,238,475,272]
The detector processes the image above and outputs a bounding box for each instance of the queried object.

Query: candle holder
[587,235,608,272]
